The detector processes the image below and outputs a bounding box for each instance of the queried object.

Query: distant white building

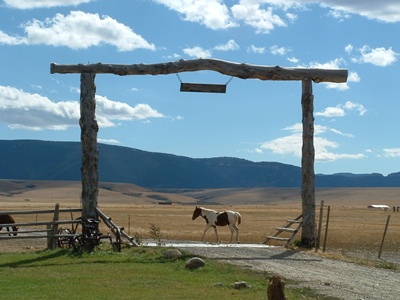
[367,205,390,211]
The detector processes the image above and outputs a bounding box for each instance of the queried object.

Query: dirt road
[172,243,399,300]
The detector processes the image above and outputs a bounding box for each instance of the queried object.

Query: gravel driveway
[168,242,400,300]
[2,238,399,299]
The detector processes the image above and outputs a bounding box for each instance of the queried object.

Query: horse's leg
[201,224,211,242]
[6,226,11,237]
[233,223,240,243]
[228,224,234,243]
[213,226,219,243]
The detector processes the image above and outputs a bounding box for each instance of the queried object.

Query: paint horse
[0,214,18,236]
[192,206,241,243]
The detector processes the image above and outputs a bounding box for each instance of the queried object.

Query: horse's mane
[199,207,218,213]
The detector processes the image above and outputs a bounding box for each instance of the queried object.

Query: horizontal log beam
[51,58,347,83]
[0,208,82,215]
[2,220,82,227]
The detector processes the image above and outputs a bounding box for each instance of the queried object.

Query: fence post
[49,203,60,249]
[128,215,131,235]
[378,215,391,259]
[46,224,52,249]
[315,200,324,252]
[322,206,331,253]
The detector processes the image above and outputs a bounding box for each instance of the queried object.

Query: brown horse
[0,214,18,236]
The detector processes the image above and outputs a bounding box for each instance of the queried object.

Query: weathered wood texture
[180,83,226,93]
[80,73,99,221]
[51,59,348,83]
[301,78,316,247]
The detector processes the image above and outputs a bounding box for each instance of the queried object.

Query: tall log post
[301,78,316,247]
[80,73,99,222]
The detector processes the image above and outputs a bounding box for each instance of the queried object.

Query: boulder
[163,249,182,259]
[232,281,251,290]
[185,257,205,270]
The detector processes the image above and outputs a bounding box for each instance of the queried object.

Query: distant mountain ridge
[0,140,399,188]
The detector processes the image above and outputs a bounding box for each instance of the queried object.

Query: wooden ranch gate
[0,204,136,251]
[0,204,82,249]
[50,58,348,248]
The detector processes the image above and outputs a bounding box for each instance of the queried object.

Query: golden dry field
[1,180,399,258]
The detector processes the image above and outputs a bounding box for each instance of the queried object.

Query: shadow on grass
[0,249,70,268]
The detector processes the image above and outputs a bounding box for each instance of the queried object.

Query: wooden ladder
[263,214,308,248]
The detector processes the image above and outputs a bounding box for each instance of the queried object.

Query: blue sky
[1,0,399,176]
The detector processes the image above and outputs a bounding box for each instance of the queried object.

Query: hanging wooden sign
[180,82,227,93]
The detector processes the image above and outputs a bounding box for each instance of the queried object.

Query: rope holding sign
[225,76,233,85]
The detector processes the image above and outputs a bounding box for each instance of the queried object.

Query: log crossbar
[50,59,348,83]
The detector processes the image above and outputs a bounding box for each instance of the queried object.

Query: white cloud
[154,0,301,33]
[4,0,94,9]
[152,0,400,36]
[347,71,360,83]
[286,12,298,22]
[163,53,181,60]
[154,0,236,30]
[383,148,400,157]
[316,101,367,118]
[319,0,400,23]
[287,57,299,64]
[256,122,365,162]
[0,86,80,130]
[183,46,212,58]
[270,45,290,55]
[351,46,398,67]
[316,106,345,118]
[308,58,345,70]
[344,44,353,54]
[98,138,120,145]
[0,30,27,45]
[96,96,164,121]
[0,11,155,51]
[329,128,354,138]
[247,45,266,54]
[0,86,164,130]
[327,7,352,20]
[231,1,287,33]
[214,39,239,51]
[343,101,367,116]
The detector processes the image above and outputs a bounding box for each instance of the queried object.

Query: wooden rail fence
[0,204,82,249]
[0,204,138,250]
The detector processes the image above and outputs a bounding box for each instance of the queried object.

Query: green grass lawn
[0,246,337,300]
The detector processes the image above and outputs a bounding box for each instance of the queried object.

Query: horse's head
[192,206,202,220]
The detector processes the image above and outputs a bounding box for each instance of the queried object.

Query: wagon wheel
[58,227,72,248]
[71,235,83,251]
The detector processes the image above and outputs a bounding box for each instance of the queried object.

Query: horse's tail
[236,212,242,225]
